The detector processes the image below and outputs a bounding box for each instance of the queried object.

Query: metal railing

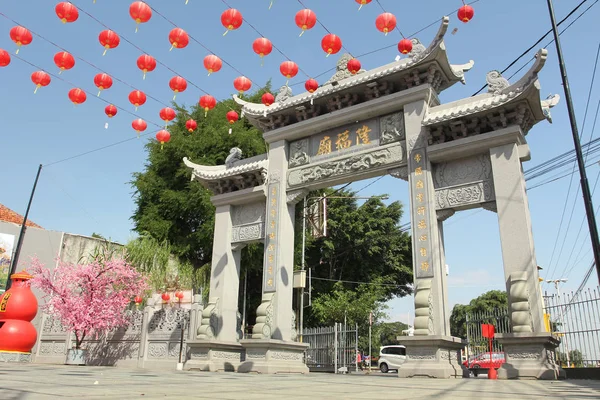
[465,307,511,360]
[303,323,358,373]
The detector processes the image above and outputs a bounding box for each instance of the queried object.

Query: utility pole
[547,279,570,367]
[546,0,600,285]
[5,164,42,291]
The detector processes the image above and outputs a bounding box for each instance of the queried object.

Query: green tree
[450,290,508,338]
[378,321,410,346]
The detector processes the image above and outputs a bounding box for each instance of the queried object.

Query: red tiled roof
[0,204,43,229]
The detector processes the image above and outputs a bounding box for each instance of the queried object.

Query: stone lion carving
[225,147,242,168]
[275,85,293,103]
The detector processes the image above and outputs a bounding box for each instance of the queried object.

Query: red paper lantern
[203,54,222,76]
[129,1,152,32]
[226,110,239,124]
[68,88,87,105]
[280,61,299,81]
[0,49,10,67]
[159,107,176,127]
[137,54,156,79]
[347,58,361,75]
[398,38,413,55]
[132,118,147,137]
[161,292,171,301]
[105,104,117,118]
[305,78,319,93]
[221,8,243,35]
[128,90,147,110]
[186,119,198,132]
[199,94,217,117]
[9,26,32,54]
[134,295,143,304]
[355,0,372,10]
[321,34,342,57]
[31,71,51,94]
[156,130,171,150]
[233,76,252,93]
[169,76,187,100]
[375,12,396,35]
[168,28,189,50]
[94,73,113,96]
[457,5,474,23]
[175,291,184,300]
[295,9,317,36]
[253,38,273,65]
[55,2,79,24]
[262,92,275,107]
[53,51,75,74]
[99,30,120,56]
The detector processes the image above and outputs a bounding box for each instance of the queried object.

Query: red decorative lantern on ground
[262,92,275,107]
[221,8,243,36]
[347,58,361,75]
[132,118,147,137]
[356,0,372,10]
[94,73,113,96]
[458,4,474,23]
[68,88,87,105]
[295,9,316,36]
[375,12,396,35]
[137,54,156,79]
[105,104,117,118]
[31,71,51,94]
[398,38,413,55]
[305,78,319,93]
[280,61,299,83]
[156,130,171,150]
[159,107,176,127]
[169,76,187,100]
[129,1,152,32]
[161,292,171,301]
[199,95,217,117]
[186,119,197,132]
[0,49,10,67]
[128,90,146,110]
[10,26,32,54]
[253,38,272,66]
[321,34,342,57]
[233,76,252,94]
[203,55,222,76]
[55,2,79,23]
[54,51,75,74]
[0,272,38,354]
[168,28,189,50]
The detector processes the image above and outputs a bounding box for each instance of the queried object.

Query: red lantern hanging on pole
[136,54,156,79]
[129,1,152,32]
[156,130,171,150]
[262,92,275,107]
[99,30,120,56]
[53,51,75,74]
[355,0,372,10]
[305,78,319,93]
[55,2,79,24]
[31,71,51,94]
[252,38,273,66]
[68,88,87,105]
[280,61,298,85]
[186,119,197,132]
[159,107,176,127]
[203,54,222,76]
[9,26,32,54]
[168,28,189,51]
[132,118,147,137]
[295,9,317,36]
[347,58,361,75]
[233,76,252,94]
[398,38,413,55]
[457,4,474,23]
[321,34,342,57]
[105,104,117,118]
[226,110,239,134]
[375,12,396,35]
[221,9,243,36]
[169,76,187,100]
[128,90,146,110]
[94,73,113,96]
[0,49,10,67]
[199,95,216,117]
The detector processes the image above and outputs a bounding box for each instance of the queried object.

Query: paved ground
[0,364,599,399]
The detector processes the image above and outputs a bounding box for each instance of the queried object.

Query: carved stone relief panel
[433,155,493,189]
[289,139,310,168]
[435,181,495,210]
[380,112,406,145]
[231,202,266,244]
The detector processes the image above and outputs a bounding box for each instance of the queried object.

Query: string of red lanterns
[53,51,75,74]
[94,73,113,97]
[136,54,156,80]
[129,1,152,33]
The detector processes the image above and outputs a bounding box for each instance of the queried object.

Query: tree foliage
[450,290,508,338]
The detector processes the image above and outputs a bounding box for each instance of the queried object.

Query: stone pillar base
[0,351,31,363]
[396,335,467,379]
[184,340,243,372]
[239,339,309,374]
[496,333,566,380]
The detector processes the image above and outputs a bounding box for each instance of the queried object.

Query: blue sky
[2,0,600,325]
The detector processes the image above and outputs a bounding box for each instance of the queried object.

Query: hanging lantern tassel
[204,109,208,118]
[229,127,232,134]
[223,29,229,37]
[173,93,178,101]
[269,0,274,9]
[185,0,189,4]
[102,47,108,56]
[33,84,40,94]
[15,44,21,55]
[97,89,101,97]
[169,44,174,51]
[160,142,165,150]
[143,71,146,80]
[358,4,363,10]
[105,122,109,129]
[135,23,139,33]
[311,98,314,105]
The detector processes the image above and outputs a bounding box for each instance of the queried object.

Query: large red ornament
[134,296,143,305]
[398,38,413,55]
[355,0,372,10]
[0,272,38,353]
[94,73,113,96]
[169,76,187,100]
[132,118,147,137]
[137,54,156,79]
[375,12,396,35]
[156,131,171,150]
[457,5,474,23]
[55,2,79,24]
[128,90,147,110]
[105,104,117,118]
[169,28,189,50]
[226,110,239,134]
[99,30,120,56]
[199,94,217,117]
[233,76,252,93]
[9,26,32,54]
[262,92,275,107]
[295,9,317,36]
[31,71,51,94]
[68,88,87,105]
[305,78,319,93]
[253,38,273,65]
[129,1,152,32]
[159,107,176,127]
[321,34,342,57]
[53,51,75,74]
[279,61,299,81]
[186,119,197,132]
[203,55,222,76]
[347,58,361,75]
[0,49,10,67]
[221,9,243,35]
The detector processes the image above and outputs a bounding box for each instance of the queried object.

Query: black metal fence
[465,307,511,360]
[303,323,358,373]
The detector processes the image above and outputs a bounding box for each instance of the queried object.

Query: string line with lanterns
[374,0,407,38]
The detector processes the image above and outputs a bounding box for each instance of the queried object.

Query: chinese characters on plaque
[263,184,279,292]
[411,149,434,279]
[312,119,379,160]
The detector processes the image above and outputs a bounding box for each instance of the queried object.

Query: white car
[378,345,407,373]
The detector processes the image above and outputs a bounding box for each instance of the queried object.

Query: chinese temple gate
[183,17,563,379]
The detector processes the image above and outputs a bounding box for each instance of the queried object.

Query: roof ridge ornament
[486,70,510,95]
[275,85,293,103]
[408,38,426,59]
[225,147,243,168]
[324,53,366,85]
[541,94,560,123]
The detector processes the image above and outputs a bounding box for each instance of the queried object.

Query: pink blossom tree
[29,257,148,350]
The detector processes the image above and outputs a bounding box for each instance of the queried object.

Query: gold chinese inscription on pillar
[411,149,434,279]
[264,183,279,292]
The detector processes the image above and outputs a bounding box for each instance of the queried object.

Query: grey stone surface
[185,340,243,372]
[239,339,309,374]
[397,335,466,379]
[496,333,565,380]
